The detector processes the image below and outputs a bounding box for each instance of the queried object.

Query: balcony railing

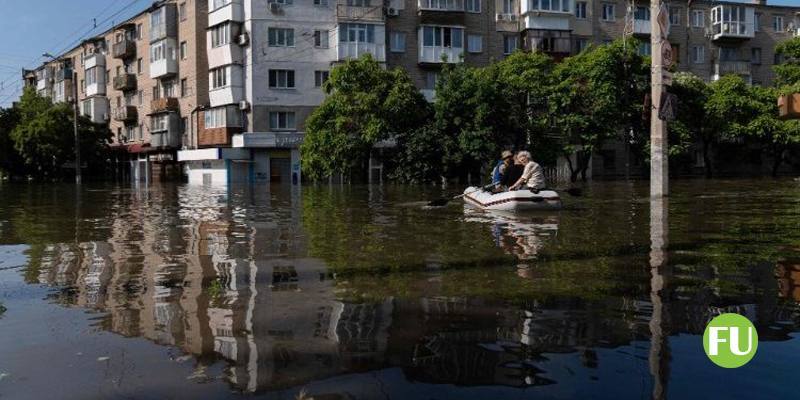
[715,60,751,76]
[113,74,137,92]
[418,46,463,64]
[633,19,651,34]
[56,68,73,82]
[337,42,386,62]
[337,2,385,21]
[112,39,136,59]
[418,0,464,12]
[150,97,180,113]
[113,106,138,123]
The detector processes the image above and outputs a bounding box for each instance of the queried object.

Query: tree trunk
[564,152,578,183]
[578,150,591,182]
[702,139,712,179]
[772,148,784,178]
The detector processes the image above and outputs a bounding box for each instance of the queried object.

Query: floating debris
[97,357,110,362]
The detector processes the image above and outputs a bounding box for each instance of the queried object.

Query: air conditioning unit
[387,8,399,17]
[509,14,518,22]
[269,2,281,13]
[239,100,250,111]
[496,13,505,21]
[237,32,250,46]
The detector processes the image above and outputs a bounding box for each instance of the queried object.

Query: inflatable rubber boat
[462,187,562,211]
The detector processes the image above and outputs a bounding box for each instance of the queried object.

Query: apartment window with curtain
[692,45,705,63]
[86,67,97,85]
[314,71,329,87]
[424,72,438,90]
[180,78,188,97]
[211,23,232,47]
[467,34,482,53]
[465,0,480,13]
[269,111,296,130]
[602,3,615,21]
[313,30,329,48]
[502,0,513,14]
[773,15,784,32]
[211,67,228,89]
[390,32,406,52]
[692,9,705,28]
[268,28,295,46]
[340,23,375,43]
[755,13,761,31]
[637,42,651,56]
[634,6,650,21]
[503,35,517,54]
[529,0,570,13]
[575,2,587,19]
[151,114,169,131]
[669,7,680,26]
[269,69,295,89]
[575,38,588,53]
[751,48,761,65]
[205,106,242,128]
[162,80,176,98]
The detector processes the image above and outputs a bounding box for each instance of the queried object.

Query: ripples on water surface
[0,180,799,399]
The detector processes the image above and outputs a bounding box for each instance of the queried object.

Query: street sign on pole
[662,45,674,69]
[659,92,677,121]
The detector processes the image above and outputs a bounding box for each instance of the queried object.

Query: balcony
[337,1,384,22]
[81,97,109,124]
[150,97,180,113]
[150,113,181,148]
[337,42,386,62]
[112,39,136,59]
[419,46,463,64]
[113,106,138,123]
[210,0,244,26]
[113,74,137,92]
[714,60,751,78]
[55,68,73,82]
[711,5,755,41]
[150,39,178,79]
[521,0,573,15]
[149,4,177,43]
[84,53,105,70]
[633,19,651,35]
[418,0,463,12]
[207,41,243,69]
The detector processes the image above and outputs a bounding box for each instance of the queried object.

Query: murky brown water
[0,180,799,399]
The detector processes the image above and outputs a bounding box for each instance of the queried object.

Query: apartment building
[23,0,800,185]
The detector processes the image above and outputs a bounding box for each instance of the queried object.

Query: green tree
[0,106,23,178]
[550,40,649,181]
[301,55,431,181]
[11,87,111,180]
[774,37,800,91]
[746,85,800,176]
[669,72,715,177]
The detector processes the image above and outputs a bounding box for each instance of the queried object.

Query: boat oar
[427,183,495,207]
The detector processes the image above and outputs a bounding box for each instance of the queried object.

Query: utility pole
[73,71,81,184]
[650,0,668,197]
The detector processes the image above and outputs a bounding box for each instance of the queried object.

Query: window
[672,43,680,64]
[153,85,161,100]
[80,79,85,94]
[211,23,231,47]
[267,0,294,5]
[269,69,295,89]
[179,2,186,21]
[82,100,91,117]
[180,41,187,59]
[669,7,680,26]
[138,90,143,105]
[313,30,329,48]
[575,38,588,53]
[181,78,188,96]
[347,0,370,5]
[269,111,296,130]
[634,6,649,21]
[755,13,761,31]
[151,114,169,132]
[268,28,295,47]
[106,70,110,84]
[773,15,784,32]
[211,67,228,89]
[467,34,482,53]
[340,23,375,43]
[314,70,329,87]
[162,80,176,98]
[150,39,175,62]
[86,67,98,86]
[502,0,513,14]
[390,32,406,52]
[775,52,785,65]
[602,3,615,21]
[137,58,143,74]
[125,125,137,141]
[692,9,705,28]
[212,0,233,10]
[204,106,243,128]
[637,42,651,56]
[503,35,518,54]
[424,72,438,90]
[313,0,329,5]
[136,24,143,40]
[422,26,464,48]
[692,45,705,64]
[419,0,460,10]
[465,0,480,13]
[751,48,761,65]
[575,2,587,19]
[529,0,570,12]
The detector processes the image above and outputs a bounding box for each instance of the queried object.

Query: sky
[1,0,799,106]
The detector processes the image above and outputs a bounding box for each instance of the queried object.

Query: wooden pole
[650,0,668,197]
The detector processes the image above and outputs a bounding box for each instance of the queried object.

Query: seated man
[509,151,545,192]
[491,150,515,192]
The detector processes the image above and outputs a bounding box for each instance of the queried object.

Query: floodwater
[0,180,798,400]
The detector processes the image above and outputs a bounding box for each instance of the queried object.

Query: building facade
[23,0,800,185]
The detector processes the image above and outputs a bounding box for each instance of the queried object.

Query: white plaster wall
[186,160,230,185]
